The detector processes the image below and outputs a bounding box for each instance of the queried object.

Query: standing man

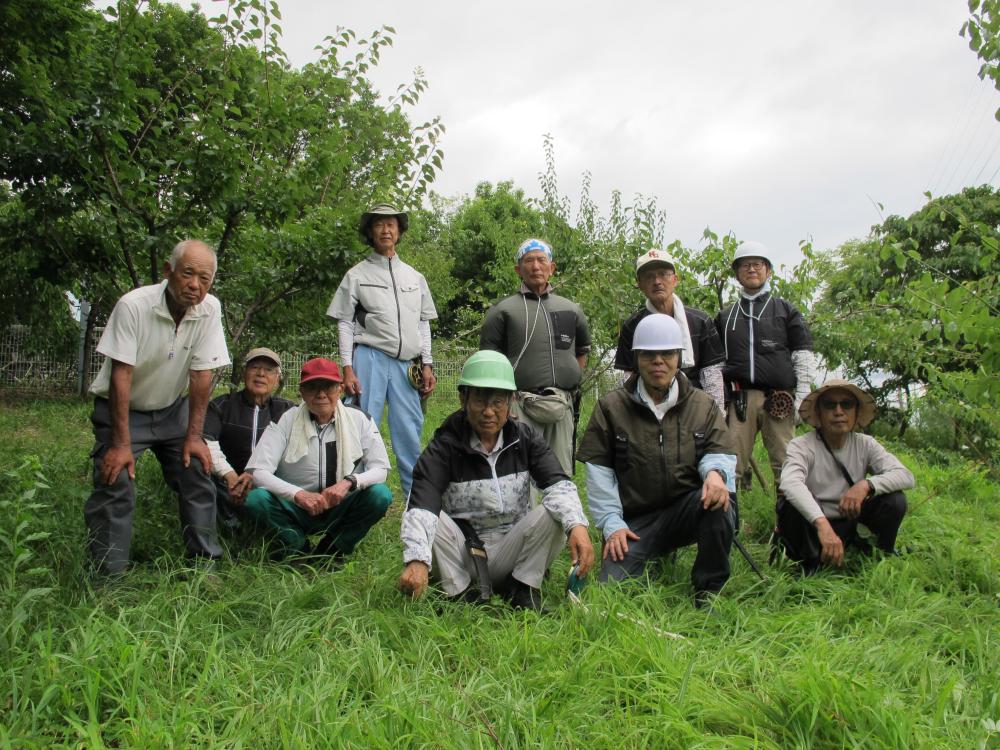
[85,240,231,576]
[479,238,591,475]
[615,248,726,412]
[578,315,737,606]
[203,347,295,535]
[716,241,816,491]
[326,203,438,498]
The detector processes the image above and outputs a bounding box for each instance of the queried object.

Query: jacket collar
[624,371,692,412]
[519,281,553,299]
[152,280,210,322]
[439,409,520,453]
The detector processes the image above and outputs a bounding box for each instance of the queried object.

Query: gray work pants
[84,397,221,574]
[430,505,566,596]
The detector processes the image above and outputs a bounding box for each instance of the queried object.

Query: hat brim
[799,380,876,429]
[299,373,343,385]
[244,353,281,367]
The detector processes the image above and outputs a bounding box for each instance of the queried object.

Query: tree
[811,186,1000,448]
[0,0,444,365]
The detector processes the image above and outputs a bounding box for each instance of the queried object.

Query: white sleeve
[791,350,816,404]
[418,319,432,364]
[354,412,390,489]
[338,319,356,367]
[699,363,726,414]
[779,437,825,523]
[246,420,303,501]
[207,439,235,479]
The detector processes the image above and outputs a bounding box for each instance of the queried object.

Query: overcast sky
[240,1,1000,270]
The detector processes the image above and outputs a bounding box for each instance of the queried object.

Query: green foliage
[963,0,1000,118]
[811,186,1000,465]
[0,0,444,355]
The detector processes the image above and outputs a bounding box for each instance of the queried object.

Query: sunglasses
[820,398,857,411]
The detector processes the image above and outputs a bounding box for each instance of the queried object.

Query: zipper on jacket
[388,257,403,359]
[658,431,669,488]
[251,405,260,453]
[539,296,556,385]
[748,299,755,384]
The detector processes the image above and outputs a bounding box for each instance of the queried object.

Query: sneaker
[505,575,543,612]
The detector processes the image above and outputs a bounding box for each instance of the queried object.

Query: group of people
[83,205,915,610]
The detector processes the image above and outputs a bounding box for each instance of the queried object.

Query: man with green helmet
[398,350,594,610]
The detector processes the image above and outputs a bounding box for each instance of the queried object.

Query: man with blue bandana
[479,238,591,475]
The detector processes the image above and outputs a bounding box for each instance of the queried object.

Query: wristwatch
[345,474,359,491]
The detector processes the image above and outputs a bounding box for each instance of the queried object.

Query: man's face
[369,217,400,253]
[637,265,678,305]
[515,250,556,290]
[299,379,341,418]
[461,387,512,442]
[816,388,858,437]
[735,257,771,291]
[244,357,280,399]
[636,349,681,392]
[164,243,216,309]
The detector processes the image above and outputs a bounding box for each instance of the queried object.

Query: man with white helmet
[398,350,594,611]
[578,314,737,605]
[479,238,591,476]
[615,249,726,412]
[715,241,815,492]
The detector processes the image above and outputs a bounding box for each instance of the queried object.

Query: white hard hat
[732,240,773,269]
[632,314,684,351]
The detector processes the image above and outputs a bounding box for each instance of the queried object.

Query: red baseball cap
[299,357,343,385]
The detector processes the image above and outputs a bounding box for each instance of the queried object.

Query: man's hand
[225,471,254,504]
[294,490,326,516]
[342,366,362,398]
[183,436,212,474]
[398,560,430,598]
[567,525,595,576]
[815,517,845,566]
[701,470,731,511]
[321,479,353,509]
[603,527,640,562]
[100,445,136,486]
[839,480,870,520]
[420,365,437,398]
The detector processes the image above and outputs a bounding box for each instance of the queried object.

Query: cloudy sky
[247,1,999,269]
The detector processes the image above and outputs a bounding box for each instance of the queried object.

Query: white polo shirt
[90,281,231,411]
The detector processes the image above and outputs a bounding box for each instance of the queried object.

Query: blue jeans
[352,345,423,497]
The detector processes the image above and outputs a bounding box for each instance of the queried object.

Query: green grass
[1,396,998,749]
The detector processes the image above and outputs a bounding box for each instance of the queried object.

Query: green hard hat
[458,350,517,391]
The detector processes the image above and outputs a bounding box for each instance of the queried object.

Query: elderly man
[615,248,726,412]
[479,238,591,475]
[326,204,437,499]
[776,379,914,573]
[715,241,816,491]
[578,314,737,605]
[243,357,393,560]
[397,350,594,611]
[203,347,295,535]
[85,239,230,576]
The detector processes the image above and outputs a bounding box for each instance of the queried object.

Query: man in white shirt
[85,240,231,576]
[777,379,914,574]
[326,204,438,498]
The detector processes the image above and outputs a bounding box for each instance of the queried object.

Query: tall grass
[0,397,997,749]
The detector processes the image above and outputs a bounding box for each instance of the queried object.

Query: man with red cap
[243,357,393,560]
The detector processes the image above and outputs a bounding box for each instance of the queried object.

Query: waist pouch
[516,388,572,425]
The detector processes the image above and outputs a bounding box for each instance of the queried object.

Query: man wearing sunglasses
[776,379,914,573]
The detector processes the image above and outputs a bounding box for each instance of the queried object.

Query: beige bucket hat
[799,378,877,429]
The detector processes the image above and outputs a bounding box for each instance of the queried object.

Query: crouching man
[397,351,594,610]
[776,379,914,573]
[577,314,737,606]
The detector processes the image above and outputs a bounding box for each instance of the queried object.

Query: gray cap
[243,347,281,368]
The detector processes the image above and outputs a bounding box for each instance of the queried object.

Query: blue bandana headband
[516,238,552,261]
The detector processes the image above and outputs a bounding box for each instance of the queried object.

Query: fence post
[77,299,91,397]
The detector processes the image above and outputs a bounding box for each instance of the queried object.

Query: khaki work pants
[727,389,795,491]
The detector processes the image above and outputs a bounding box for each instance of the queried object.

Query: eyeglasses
[737,260,766,271]
[247,363,278,374]
[820,398,857,411]
[636,350,679,361]
[468,394,512,410]
[300,380,341,395]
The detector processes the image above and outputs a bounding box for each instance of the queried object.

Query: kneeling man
[398,350,594,610]
[244,357,393,560]
[777,379,914,572]
[578,314,737,605]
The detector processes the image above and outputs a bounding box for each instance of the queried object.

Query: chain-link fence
[0,325,480,398]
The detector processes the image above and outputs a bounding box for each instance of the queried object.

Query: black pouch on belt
[452,518,491,602]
